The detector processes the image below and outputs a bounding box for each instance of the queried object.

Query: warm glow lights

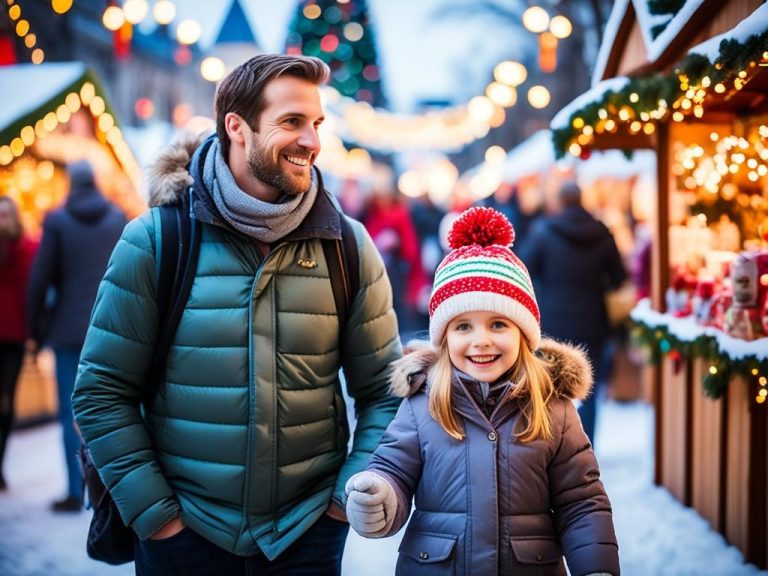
[176,19,201,45]
[31,48,44,64]
[89,96,106,116]
[102,6,125,31]
[485,145,507,165]
[343,22,364,42]
[51,0,73,14]
[468,96,496,122]
[549,15,572,39]
[522,6,549,33]
[303,4,322,20]
[485,82,517,107]
[493,61,527,86]
[200,57,226,82]
[122,0,149,24]
[153,0,176,25]
[527,85,550,109]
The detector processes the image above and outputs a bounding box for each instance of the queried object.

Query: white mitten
[345,471,397,538]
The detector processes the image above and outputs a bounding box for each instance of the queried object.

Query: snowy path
[0,400,764,575]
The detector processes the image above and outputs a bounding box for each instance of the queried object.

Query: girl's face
[446,310,521,383]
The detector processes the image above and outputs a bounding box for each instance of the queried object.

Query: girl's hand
[344,472,397,538]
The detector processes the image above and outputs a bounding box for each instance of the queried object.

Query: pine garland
[631,320,768,400]
[552,29,768,158]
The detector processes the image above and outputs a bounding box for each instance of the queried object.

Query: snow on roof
[591,0,669,86]
[591,0,630,86]
[688,2,768,61]
[551,76,631,130]
[0,62,86,133]
[501,130,557,182]
[632,0,674,49]
[646,0,707,62]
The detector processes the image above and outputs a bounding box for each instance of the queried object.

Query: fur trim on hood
[390,338,592,401]
[146,132,208,207]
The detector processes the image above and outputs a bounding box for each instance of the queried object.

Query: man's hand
[325,500,348,522]
[345,471,397,538]
[149,517,185,541]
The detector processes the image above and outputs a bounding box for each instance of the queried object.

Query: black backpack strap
[323,215,360,330]
[143,194,200,407]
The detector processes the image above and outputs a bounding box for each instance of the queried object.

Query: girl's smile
[446,310,521,382]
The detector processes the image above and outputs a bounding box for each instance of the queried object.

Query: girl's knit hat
[428,206,540,349]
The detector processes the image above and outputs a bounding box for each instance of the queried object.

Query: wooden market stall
[549,0,768,567]
[0,62,146,425]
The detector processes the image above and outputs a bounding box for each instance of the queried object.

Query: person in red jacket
[0,196,38,491]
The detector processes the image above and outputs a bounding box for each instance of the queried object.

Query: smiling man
[72,54,402,575]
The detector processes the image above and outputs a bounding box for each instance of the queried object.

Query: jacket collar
[146,133,342,241]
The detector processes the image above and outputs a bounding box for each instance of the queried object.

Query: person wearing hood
[345,207,619,575]
[517,182,626,446]
[27,159,127,512]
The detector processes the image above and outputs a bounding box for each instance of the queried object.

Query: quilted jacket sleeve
[548,399,620,576]
[365,398,423,537]
[72,211,180,540]
[333,218,403,506]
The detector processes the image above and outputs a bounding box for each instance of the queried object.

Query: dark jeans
[0,342,25,481]
[577,337,606,447]
[135,514,349,576]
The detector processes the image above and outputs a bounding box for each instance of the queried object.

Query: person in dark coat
[345,207,619,576]
[0,196,38,491]
[517,182,626,446]
[27,160,126,512]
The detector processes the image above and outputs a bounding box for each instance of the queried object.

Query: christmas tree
[285,0,386,107]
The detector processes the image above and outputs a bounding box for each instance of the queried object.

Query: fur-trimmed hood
[145,132,207,208]
[390,338,592,400]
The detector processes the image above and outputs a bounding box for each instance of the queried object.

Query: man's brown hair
[214,54,330,158]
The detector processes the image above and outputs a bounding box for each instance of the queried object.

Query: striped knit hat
[428,207,540,349]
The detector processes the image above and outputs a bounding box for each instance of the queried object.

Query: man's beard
[247,134,312,197]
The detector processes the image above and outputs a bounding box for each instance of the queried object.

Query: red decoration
[579,147,592,160]
[320,34,339,53]
[0,36,17,65]
[114,21,132,59]
[669,349,683,374]
[448,207,515,249]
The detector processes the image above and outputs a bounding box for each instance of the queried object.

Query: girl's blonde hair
[427,335,555,443]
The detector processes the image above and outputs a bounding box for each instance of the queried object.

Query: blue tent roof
[215,0,258,45]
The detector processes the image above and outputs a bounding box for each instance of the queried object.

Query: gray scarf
[203,138,318,243]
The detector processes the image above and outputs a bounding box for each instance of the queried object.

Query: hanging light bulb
[522,6,549,33]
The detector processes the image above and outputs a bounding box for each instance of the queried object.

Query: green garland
[631,320,768,399]
[552,29,768,159]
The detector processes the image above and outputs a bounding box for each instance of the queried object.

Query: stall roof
[688,2,768,61]
[551,77,630,130]
[0,62,91,145]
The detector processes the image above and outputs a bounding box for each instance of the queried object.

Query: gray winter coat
[367,339,619,576]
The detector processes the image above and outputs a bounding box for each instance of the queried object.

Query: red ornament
[448,207,515,249]
[579,147,592,160]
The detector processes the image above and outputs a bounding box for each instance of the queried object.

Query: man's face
[245,76,324,197]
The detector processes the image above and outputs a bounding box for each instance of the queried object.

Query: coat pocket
[397,531,457,575]
[509,537,566,575]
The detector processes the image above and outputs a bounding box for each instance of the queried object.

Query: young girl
[345,207,619,575]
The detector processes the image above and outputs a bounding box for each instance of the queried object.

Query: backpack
[80,194,360,565]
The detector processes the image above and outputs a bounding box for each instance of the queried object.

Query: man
[27,160,126,512]
[518,181,626,447]
[72,54,402,574]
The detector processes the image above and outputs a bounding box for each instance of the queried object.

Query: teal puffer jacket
[72,137,402,559]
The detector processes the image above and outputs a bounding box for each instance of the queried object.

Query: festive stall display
[0,62,145,423]
[549,0,768,566]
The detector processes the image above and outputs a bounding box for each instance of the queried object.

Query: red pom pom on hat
[447,206,515,250]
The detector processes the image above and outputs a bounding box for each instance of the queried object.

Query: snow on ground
[0,400,765,575]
